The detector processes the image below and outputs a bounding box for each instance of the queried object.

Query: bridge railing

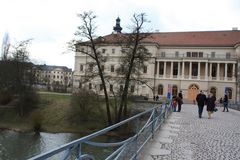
[29,103,172,160]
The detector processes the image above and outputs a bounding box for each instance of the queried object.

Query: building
[35,65,72,92]
[73,18,240,103]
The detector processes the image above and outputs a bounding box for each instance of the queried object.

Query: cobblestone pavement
[140,104,240,160]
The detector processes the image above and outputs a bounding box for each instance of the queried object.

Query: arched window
[172,85,178,97]
[158,84,163,95]
[210,87,217,97]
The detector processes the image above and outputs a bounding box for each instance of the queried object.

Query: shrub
[71,89,101,121]
[17,90,39,116]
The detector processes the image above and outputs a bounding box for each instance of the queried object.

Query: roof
[36,65,72,72]
[102,30,240,47]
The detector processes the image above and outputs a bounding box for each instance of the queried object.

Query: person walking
[177,91,183,112]
[172,96,177,112]
[206,93,216,119]
[223,94,229,112]
[196,90,207,118]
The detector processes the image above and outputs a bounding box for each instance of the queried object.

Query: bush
[71,89,102,121]
[17,90,39,116]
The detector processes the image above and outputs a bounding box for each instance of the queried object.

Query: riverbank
[0,92,106,134]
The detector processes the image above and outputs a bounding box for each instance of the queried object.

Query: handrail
[28,103,172,160]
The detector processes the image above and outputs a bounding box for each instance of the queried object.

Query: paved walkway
[140,104,240,160]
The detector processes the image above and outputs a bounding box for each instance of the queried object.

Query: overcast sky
[0,0,240,69]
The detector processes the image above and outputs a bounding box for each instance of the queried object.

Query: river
[0,130,117,160]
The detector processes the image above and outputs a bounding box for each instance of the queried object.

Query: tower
[113,17,122,33]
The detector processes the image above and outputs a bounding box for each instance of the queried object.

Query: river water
[0,130,85,160]
[0,130,117,160]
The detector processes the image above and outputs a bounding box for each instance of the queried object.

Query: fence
[29,103,172,160]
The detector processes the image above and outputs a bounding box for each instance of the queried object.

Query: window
[143,66,147,73]
[102,49,106,53]
[192,63,198,76]
[211,52,215,58]
[160,52,165,57]
[120,85,123,92]
[158,84,163,95]
[111,65,115,72]
[100,84,103,91]
[110,84,113,92]
[130,85,135,93]
[154,62,157,74]
[159,62,164,75]
[212,64,216,77]
[81,48,84,52]
[112,49,115,54]
[192,52,198,57]
[173,63,178,76]
[199,52,203,57]
[226,52,231,59]
[225,87,232,99]
[79,82,82,89]
[101,65,104,72]
[80,64,83,71]
[89,64,93,72]
[172,85,178,97]
[227,64,232,77]
[175,51,179,57]
[120,65,124,73]
[89,83,92,90]
[187,52,191,57]
[210,87,216,97]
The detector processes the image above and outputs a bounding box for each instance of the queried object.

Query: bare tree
[71,11,112,125]
[0,39,38,116]
[117,13,152,122]
[1,32,10,60]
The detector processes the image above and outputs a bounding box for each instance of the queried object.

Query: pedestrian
[177,91,183,112]
[206,93,216,119]
[172,96,177,112]
[156,95,159,101]
[196,90,207,118]
[223,94,229,112]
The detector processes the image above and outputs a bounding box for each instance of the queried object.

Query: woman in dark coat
[206,93,216,119]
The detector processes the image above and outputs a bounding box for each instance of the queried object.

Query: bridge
[29,103,240,160]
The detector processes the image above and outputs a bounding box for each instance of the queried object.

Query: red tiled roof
[103,30,240,47]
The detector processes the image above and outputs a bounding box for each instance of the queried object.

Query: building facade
[35,65,72,91]
[73,22,240,102]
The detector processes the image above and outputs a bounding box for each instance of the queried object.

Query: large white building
[73,19,240,103]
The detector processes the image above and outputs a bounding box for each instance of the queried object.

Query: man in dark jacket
[177,91,183,112]
[196,90,207,118]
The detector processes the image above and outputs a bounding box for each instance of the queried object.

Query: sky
[0,0,240,69]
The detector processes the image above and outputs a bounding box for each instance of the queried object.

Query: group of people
[172,91,183,112]
[196,90,229,119]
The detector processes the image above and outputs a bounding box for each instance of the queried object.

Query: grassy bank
[0,92,106,134]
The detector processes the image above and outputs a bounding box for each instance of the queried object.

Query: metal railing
[29,103,172,160]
